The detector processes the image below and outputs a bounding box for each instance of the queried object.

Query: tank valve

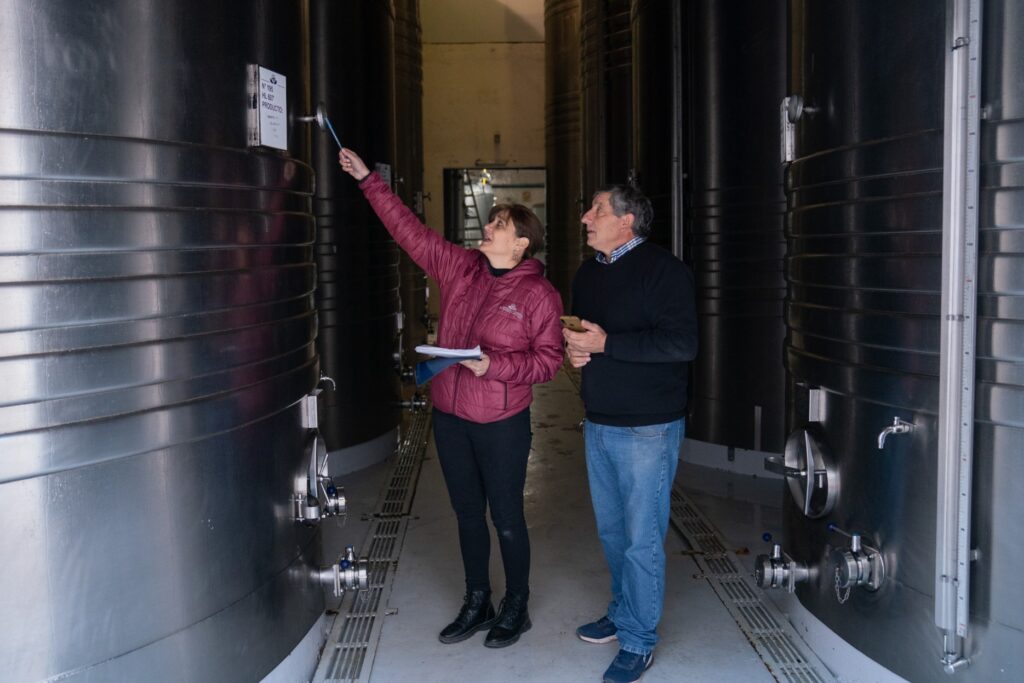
[400,365,415,384]
[829,524,885,601]
[400,394,428,412]
[754,536,810,592]
[317,474,346,517]
[877,416,914,449]
[320,545,370,597]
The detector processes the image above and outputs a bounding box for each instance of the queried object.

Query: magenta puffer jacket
[359,172,564,423]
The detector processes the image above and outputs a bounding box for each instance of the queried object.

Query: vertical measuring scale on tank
[936,0,982,673]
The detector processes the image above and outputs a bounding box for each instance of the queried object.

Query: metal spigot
[877,416,914,449]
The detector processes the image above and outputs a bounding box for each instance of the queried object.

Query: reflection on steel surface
[310,0,403,458]
[0,1,322,680]
[785,1,1023,680]
[685,0,789,453]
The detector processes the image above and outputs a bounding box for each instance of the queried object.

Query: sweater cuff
[357,171,378,187]
[602,333,616,359]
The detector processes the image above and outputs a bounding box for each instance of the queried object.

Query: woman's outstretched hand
[339,148,370,181]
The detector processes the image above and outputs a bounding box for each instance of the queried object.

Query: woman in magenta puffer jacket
[339,148,563,649]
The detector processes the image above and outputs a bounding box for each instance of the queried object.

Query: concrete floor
[355,371,779,683]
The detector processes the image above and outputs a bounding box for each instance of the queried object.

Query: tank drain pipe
[935,0,982,672]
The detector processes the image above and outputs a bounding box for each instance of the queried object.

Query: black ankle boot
[484,591,531,648]
[438,590,497,644]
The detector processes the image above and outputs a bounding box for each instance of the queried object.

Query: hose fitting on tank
[754,534,811,592]
[828,524,885,601]
[320,545,369,597]
[400,393,428,412]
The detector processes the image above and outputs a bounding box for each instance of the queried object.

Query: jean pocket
[627,424,669,438]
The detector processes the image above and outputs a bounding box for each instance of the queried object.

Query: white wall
[420,0,545,314]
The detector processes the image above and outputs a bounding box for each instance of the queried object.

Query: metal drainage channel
[314,407,432,683]
[669,486,835,683]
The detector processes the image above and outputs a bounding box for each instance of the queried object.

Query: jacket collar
[474,251,544,282]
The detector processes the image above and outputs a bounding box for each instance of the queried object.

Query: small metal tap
[878,417,914,449]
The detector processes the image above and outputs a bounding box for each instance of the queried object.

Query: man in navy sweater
[563,185,697,683]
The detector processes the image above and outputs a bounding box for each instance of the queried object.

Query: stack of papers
[413,345,483,385]
[415,345,482,359]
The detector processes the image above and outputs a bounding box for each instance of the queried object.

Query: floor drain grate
[314,409,432,683]
[670,486,835,683]
[377,410,430,517]
[316,517,409,683]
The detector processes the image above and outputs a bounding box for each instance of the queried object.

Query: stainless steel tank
[394,0,430,368]
[785,1,1023,679]
[686,0,787,453]
[0,1,322,681]
[545,0,583,306]
[580,0,632,203]
[311,0,403,473]
[630,0,677,252]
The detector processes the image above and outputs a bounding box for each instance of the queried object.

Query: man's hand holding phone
[562,317,607,368]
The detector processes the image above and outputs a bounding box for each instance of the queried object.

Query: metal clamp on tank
[754,533,811,593]
[320,545,370,598]
[828,524,885,602]
[765,424,839,518]
[294,432,346,524]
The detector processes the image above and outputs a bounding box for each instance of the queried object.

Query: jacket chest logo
[499,302,524,320]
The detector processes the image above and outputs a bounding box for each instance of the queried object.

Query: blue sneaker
[576,615,618,644]
[602,649,654,683]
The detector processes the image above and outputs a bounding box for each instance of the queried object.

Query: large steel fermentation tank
[0,1,323,681]
[394,0,430,367]
[630,0,678,252]
[311,0,403,473]
[580,0,633,205]
[545,0,583,307]
[784,1,1024,680]
[686,0,787,453]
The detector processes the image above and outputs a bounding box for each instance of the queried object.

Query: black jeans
[432,407,532,595]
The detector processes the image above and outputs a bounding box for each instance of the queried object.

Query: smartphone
[560,315,586,333]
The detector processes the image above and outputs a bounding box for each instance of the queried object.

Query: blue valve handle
[323,114,343,151]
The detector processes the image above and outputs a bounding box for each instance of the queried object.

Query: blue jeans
[584,418,684,655]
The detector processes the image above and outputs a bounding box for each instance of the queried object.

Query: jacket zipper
[452,277,497,411]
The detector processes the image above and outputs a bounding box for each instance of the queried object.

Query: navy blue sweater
[571,242,698,426]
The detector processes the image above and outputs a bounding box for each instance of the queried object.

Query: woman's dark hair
[595,184,654,238]
[489,203,545,260]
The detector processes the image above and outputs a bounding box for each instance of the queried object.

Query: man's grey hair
[595,184,654,238]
